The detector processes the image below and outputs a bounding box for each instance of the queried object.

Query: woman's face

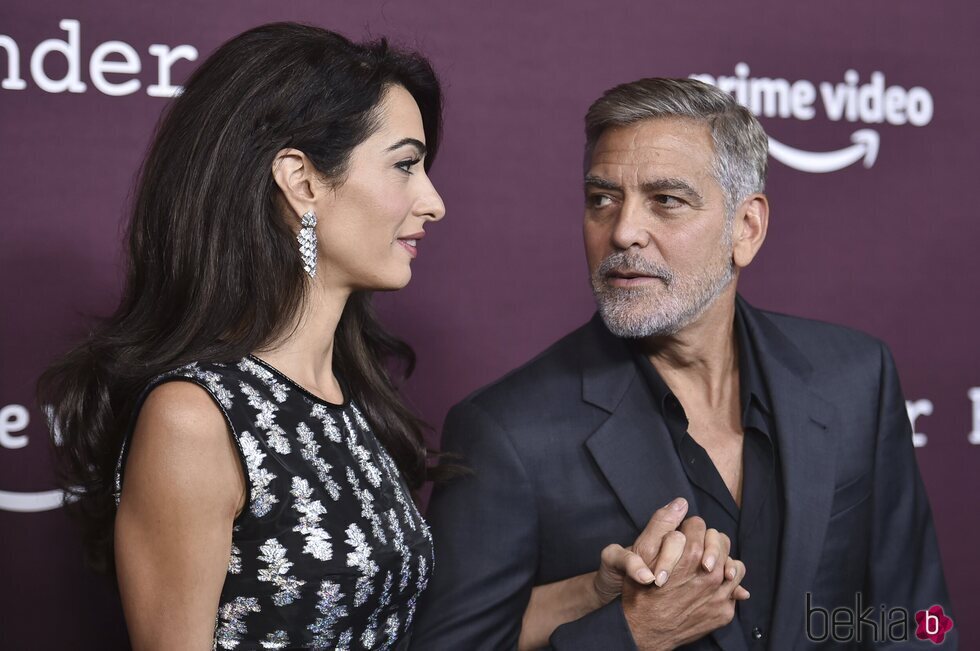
[314,85,445,292]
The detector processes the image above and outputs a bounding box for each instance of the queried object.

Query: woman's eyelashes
[395,157,422,174]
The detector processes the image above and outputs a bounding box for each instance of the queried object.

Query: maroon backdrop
[1,1,976,648]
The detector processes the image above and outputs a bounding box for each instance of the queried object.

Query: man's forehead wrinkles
[592,143,691,166]
[589,159,688,179]
[586,165,641,185]
[627,128,642,150]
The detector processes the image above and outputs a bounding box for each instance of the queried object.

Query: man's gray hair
[585,77,769,217]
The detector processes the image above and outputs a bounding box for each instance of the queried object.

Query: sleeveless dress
[114,355,433,650]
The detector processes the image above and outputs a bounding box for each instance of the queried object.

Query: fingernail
[728,567,737,580]
[655,570,668,587]
[639,568,655,584]
[670,498,686,511]
[703,556,716,572]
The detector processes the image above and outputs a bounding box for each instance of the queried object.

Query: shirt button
[751,627,763,640]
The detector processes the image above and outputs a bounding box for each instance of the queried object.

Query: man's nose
[610,197,650,250]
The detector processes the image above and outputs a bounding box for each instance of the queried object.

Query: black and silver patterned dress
[114,355,433,650]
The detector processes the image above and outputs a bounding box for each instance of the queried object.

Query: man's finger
[650,530,686,587]
[721,559,748,600]
[701,528,731,572]
[677,516,707,571]
[632,497,689,563]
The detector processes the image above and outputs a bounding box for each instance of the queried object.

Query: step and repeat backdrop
[1,1,977,648]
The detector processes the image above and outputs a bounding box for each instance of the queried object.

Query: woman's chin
[365,269,412,292]
[392,271,412,290]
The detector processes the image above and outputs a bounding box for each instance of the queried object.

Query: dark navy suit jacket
[410,297,955,650]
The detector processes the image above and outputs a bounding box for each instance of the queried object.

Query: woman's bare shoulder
[122,379,244,517]
[137,380,228,440]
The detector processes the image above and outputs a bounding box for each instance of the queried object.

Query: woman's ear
[272,148,317,223]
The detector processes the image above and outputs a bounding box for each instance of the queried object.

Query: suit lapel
[579,317,698,531]
[584,374,699,531]
[737,298,839,649]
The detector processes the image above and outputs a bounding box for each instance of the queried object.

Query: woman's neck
[253,280,350,404]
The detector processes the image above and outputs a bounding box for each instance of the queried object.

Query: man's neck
[639,287,739,410]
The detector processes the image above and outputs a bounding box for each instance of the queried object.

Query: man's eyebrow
[385,137,427,156]
[584,175,704,204]
[641,178,704,203]
[583,175,621,192]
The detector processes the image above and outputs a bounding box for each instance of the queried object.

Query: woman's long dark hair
[37,22,443,573]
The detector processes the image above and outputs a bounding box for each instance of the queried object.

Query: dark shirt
[633,308,783,650]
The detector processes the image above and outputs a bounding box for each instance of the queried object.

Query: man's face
[584,117,736,338]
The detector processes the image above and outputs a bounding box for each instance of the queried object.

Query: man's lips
[604,270,663,287]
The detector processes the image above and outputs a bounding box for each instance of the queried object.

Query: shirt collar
[734,300,771,418]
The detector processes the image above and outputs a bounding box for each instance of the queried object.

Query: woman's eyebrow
[385,137,427,156]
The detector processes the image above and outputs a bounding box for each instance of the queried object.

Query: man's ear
[271,148,317,223]
[732,193,769,269]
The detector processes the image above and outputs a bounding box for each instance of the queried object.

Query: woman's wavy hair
[37,22,443,573]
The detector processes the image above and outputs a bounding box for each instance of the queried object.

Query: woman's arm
[522,539,687,651]
[115,382,246,651]
[519,546,649,651]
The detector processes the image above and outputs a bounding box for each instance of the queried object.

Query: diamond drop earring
[298,210,318,278]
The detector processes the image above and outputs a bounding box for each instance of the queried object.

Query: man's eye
[654,194,682,207]
[588,194,612,208]
[396,158,421,173]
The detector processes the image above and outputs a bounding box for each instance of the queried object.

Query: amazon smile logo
[0,404,73,513]
[690,64,934,174]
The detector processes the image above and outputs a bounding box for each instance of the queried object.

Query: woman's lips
[398,239,418,258]
[397,231,424,259]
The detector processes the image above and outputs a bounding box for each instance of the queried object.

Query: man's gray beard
[591,251,735,338]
